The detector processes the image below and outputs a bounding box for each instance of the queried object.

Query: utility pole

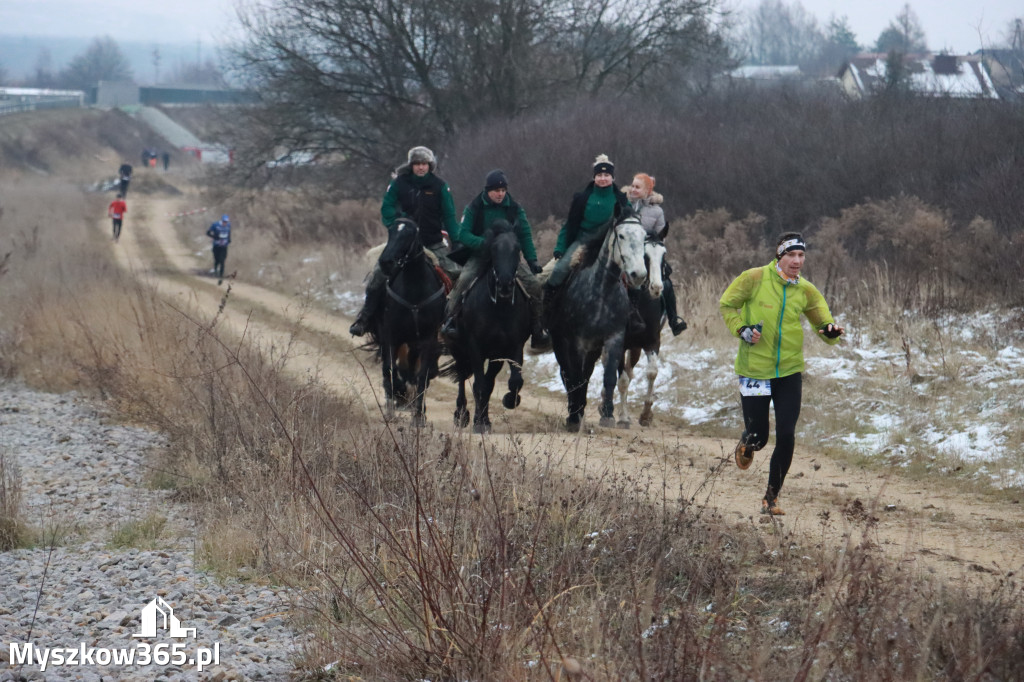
[152,46,161,85]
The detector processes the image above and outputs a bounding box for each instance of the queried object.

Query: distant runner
[206,214,232,285]
[107,193,127,242]
[118,163,133,196]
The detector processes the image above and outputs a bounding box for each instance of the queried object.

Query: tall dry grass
[3,109,1024,680]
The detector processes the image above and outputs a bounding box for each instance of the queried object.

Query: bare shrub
[0,449,28,550]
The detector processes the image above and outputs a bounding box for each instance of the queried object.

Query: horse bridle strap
[386,281,445,332]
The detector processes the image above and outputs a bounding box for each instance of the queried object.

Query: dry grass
[2,111,1023,680]
[0,450,30,550]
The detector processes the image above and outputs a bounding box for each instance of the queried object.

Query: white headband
[777,238,806,257]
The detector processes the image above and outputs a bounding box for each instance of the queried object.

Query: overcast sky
[0,0,1021,54]
[730,0,1021,53]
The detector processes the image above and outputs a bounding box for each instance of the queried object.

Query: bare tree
[32,49,56,89]
[59,36,133,90]
[227,0,725,176]
[739,0,823,66]
[873,3,927,54]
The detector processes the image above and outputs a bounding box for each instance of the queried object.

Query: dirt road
[110,189,1024,585]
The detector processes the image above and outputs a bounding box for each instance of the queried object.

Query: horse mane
[573,218,614,270]
[475,219,519,269]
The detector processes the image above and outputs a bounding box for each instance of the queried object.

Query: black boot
[349,279,385,336]
[662,276,687,336]
[440,296,463,344]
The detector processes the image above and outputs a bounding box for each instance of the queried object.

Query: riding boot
[439,298,462,344]
[349,275,386,337]
[529,297,551,350]
[662,276,687,336]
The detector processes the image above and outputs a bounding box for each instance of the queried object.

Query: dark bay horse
[368,218,446,425]
[546,215,648,431]
[617,228,668,428]
[443,220,532,433]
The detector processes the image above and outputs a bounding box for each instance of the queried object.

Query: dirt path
[112,189,1024,585]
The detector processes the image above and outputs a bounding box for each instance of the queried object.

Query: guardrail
[0,98,83,117]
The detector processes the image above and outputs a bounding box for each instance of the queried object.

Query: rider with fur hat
[440,169,550,350]
[350,146,461,337]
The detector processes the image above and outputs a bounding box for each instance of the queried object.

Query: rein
[386,278,445,332]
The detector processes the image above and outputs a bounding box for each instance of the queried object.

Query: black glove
[553,252,563,261]
[527,259,543,274]
[738,325,757,344]
[821,323,843,339]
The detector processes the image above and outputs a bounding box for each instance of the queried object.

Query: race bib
[738,376,771,397]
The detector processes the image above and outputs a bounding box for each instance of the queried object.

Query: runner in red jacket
[108,194,127,241]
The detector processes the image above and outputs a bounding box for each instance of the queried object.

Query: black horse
[443,220,532,433]
[367,218,447,425]
[546,215,648,431]
[617,229,669,428]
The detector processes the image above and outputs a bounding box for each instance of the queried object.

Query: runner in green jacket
[719,232,845,515]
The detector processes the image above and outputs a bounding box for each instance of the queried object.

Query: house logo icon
[132,596,196,639]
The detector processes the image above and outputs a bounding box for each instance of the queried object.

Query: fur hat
[406,146,436,170]
[484,169,508,191]
[593,154,614,177]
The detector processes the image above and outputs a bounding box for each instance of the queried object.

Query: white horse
[616,227,668,427]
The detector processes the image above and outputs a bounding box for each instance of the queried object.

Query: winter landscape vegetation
[2,1,1024,680]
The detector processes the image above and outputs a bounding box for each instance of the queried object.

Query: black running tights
[739,372,802,500]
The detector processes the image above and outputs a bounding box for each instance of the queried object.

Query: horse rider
[349,146,462,337]
[542,154,641,328]
[440,169,551,350]
[625,172,687,336]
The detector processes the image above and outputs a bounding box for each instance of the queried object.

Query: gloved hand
[527,259,543,274]
[820,323,843,339]
[738,325,760,344]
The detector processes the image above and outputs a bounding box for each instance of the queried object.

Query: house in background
[976,48,1024,100]
[837,53,999,100]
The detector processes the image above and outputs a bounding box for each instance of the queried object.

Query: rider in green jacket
[720,232,845,516]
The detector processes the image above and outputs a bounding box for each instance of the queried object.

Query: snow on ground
[327,270,1023,490]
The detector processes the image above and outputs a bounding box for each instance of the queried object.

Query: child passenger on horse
[349,146,462,337]
[440,170,550,350]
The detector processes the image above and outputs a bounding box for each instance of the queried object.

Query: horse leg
[502,353,524,410]
[454,378,470,428]
[471,359,502,434]
[639,350,659,427]
[617,348,640,429]
[564,349,591,432]
[599,336,624,428]
[410,348,432,428]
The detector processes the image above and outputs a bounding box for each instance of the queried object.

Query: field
[1,108,1022,680]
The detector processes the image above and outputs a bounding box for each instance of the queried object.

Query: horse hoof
[502,392,521,410]
[473,423,492,435]
[564,419,581,433]
[598,416,616,428]
[454,410,469,428]
[639,416,653,427]
[616,420,631,429]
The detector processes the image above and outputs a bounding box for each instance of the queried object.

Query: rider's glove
[553,251,563,260]
[527,259,543,274]
[738,325,758,344]
[821,323,843,339]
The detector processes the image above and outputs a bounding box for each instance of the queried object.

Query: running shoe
[734,439,754,469]
[761,496,784,516]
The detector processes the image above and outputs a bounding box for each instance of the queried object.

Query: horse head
[486,219,521,302]
[379,218,423,277]
[609,216,648,288]
[643,222,668,298]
